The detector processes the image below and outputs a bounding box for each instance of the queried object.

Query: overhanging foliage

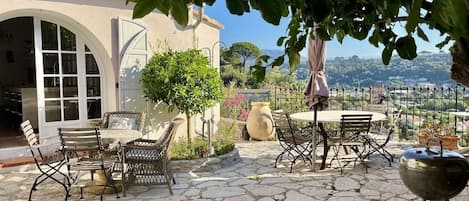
[127,0,469,86]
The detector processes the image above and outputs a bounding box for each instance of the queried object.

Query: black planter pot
[399,138,469,200]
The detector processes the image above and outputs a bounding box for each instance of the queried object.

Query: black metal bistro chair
[328,114,372,174]
[272,111,315,173]
[361,109,402,166]
[21,120,70,201]
[58,127,120,200]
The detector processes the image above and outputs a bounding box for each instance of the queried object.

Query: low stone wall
[171,148,240,172]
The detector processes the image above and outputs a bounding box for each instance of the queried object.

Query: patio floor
[1,140,469,201]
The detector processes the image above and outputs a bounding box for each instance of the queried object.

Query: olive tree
[141,49,223,143]
[127,0,469,86]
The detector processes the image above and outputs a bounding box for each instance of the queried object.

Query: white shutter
[118,18,148,111]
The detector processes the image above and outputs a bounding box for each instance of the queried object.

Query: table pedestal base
[84,181,122,194]
[83,170,122,195]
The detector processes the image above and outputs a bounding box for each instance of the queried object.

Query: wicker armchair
[101,111,145,132]
[121,118,184,196]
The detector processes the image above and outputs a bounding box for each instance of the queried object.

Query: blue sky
[204,1,449,59]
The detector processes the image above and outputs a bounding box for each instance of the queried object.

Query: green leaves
[416,26,429,42]
[287,49,300,71]
[171,0,190,26]
[405,0,422,33]
[132,0,163,18]
[131,0,189,26]
[226,0,250,15]
[381,45,394,65]
[272,56,285,67]
[308,0,333,22]
[141,49,222,116]
[250,65,266,82]
[431,0,468,40]
[257,0,288,25]
[127,0,468,85]
[395,36,417,60]
[277,36,287,47]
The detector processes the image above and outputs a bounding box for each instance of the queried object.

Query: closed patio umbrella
[304,29,329,171]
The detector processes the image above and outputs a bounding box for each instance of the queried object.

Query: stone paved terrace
[1,141,469,201]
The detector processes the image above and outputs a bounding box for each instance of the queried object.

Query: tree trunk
[186,113,193,144]
[450,1,469,87]
[451,38,469,86]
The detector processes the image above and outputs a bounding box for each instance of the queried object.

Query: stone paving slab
[1,140,469,200]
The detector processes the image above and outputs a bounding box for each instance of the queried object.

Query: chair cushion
[108,116,138,130]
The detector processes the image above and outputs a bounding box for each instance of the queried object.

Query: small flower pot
[418,133,459,150]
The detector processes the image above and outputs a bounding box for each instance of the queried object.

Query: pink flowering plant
[222,93,249,121]
[220,82,250,122]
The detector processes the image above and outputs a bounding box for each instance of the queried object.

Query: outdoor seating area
[10,107,467,201]
[2,140,469,200]
[1,1,469,201]
[14,111,192,200]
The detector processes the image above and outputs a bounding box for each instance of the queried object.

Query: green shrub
[213,139,235,156]
[170,137,235,160]
[170,138,208,160]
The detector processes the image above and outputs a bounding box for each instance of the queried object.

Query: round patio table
[291,110,386,123]
[86,129,142,195]
[100,129,142,150]
[290,110,387,170]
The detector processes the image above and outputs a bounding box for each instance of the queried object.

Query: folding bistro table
[290,110,386,170]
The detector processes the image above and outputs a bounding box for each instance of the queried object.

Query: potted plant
[141,48,223,144]
[419,119,458,150]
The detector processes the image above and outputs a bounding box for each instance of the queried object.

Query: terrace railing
[271,85,469,140]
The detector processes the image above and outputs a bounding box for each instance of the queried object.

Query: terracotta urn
[246,102,275,140]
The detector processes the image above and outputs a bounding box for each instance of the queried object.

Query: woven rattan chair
[272,111,314,173]
[121,118,184,196]
[101,111,145,132]
[21,120,70,201]
[58,127,120,200]
[328,114,372,174]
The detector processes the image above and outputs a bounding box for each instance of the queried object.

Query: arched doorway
[0,16,103,148]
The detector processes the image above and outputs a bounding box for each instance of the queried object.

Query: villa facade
[0,0,222,159]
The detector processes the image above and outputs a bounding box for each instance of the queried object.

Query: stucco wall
[0,0,222,147]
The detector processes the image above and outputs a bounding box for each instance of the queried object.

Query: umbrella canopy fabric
[304,31,329,111]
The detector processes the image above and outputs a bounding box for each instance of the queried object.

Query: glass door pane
[41,21,79,122]
[85,50,101,119]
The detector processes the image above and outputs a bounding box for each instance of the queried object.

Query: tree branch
[374,16,431,26]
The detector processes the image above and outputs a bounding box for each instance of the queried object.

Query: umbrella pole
[311,106,318,172]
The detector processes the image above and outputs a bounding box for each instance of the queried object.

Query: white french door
[33,17,102,139]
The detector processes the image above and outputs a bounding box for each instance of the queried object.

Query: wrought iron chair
[272,111,314,173]
[121,118,184,196]
[21,120,70,201]
[328,114,372,174]
[362,109,402,166]
[101,111,145,132]
[58,127,120,200]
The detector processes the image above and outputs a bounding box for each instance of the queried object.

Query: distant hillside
[259,49,455,87]
[293,52,454,87]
